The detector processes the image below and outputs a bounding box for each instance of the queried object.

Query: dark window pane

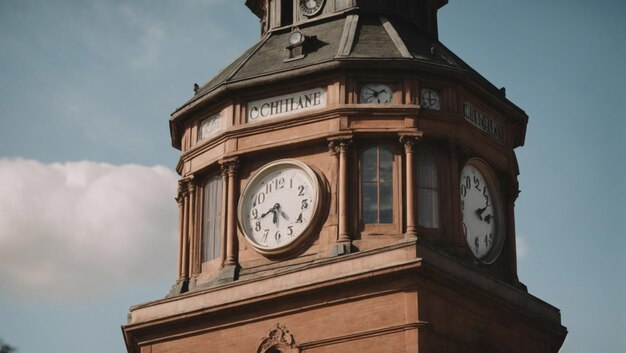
[362,147,377,182]
[379,147,393,183]
[379,181,393,223]
[203,176,223,262]
[417,146,439,229]
[362,183,378,223]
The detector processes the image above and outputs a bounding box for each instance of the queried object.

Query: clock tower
[123,1,567,352]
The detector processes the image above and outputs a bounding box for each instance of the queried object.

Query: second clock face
[460,160,504,263]
[359,83,392,104]
[420,88,440,110]
[299,0,325,16]
[238,160,321,255]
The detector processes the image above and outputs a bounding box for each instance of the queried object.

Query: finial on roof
[193,83,200,94]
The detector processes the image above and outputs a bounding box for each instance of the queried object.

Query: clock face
[238,160,322,255]
[289,31,304,45]
[359,83,392,104]
[460,160,504,263]
[299,0,325,17]
[420,88,440,110]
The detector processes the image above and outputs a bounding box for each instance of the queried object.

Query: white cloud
[517,236,529,259]
[0,158,179,303]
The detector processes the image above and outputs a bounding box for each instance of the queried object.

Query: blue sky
[0,1,624,352]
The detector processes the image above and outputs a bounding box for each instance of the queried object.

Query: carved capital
[187,179,196,194]
[328,136,352,156]
[220,158,239,177]
[399,134,422,154]
[177,178,191,198]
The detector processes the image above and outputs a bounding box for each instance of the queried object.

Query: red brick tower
[123,1,567,352]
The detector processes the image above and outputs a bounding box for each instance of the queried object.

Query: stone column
[181,179,190,281]
[400,134,421,238]
[328,137,352,255]
[220,165,229,267]
[187,180,198,276]
[169,178,191,296]
[175,183,185,280]
[222,158,240,269]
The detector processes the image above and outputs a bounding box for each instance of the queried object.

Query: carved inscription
[247,88,327,123]
[463,102,504,141]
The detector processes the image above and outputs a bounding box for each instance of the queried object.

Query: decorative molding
[257,323,300,353]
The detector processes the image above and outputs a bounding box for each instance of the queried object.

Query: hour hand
[261,204,278,219]
[475,206,488,220]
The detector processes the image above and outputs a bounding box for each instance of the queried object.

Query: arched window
[361,145,394,224]
[416,146,439,228]
[202,175,223,262]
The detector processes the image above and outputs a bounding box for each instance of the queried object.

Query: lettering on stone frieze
[247,88,327,123]
[199,114,222,141]
[463,102,504,141]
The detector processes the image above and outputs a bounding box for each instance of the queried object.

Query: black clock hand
[476,206,488,220]
[261,203,279,219]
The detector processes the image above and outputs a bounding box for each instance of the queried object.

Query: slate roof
[175,11,502,117]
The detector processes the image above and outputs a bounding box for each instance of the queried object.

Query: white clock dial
[289,31,304,45]
[460,160,504,263]
[299,0,325,16]
[359,83,392,104]
[238,160,321,255]
[420,88,440,110]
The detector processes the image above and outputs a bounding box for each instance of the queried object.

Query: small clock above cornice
[246,0,447,37]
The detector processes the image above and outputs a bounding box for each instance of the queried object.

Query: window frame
[355,141,403,236]
[201,173,224,264]
[415,143,444,237]
[415,144,440,230]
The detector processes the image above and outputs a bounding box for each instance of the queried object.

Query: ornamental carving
[327,137,351,156]
[399,133,422,154]
[256,323,300,353]
[220,158,239,177]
